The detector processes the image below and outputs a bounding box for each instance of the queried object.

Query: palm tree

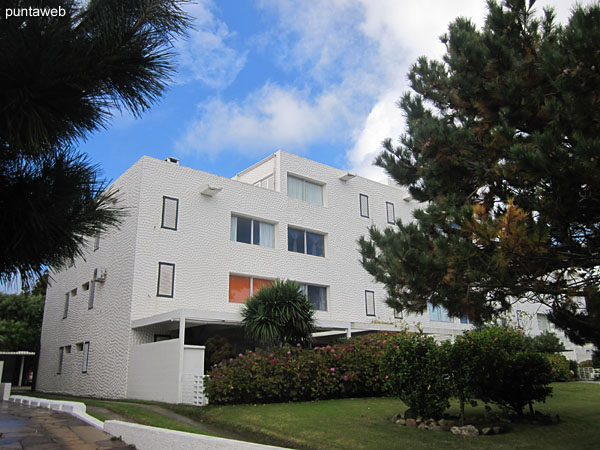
[0,0,190,288]
[242,279,316,348]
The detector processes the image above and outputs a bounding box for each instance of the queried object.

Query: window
[57,347,64,374]
[287,175,323,206]
[161,196,179,230]
[386,202,395,224]
[82,282,89,292]
[516,310,528,329]
[65,345,72,354]
[157,262,175,298]
[228,275,273,303]
[288,227,325,257]
[359,194,369,218]
[254,174,275,190]
[70,288,77,297]
[460,316,473,324]
[394,308,403,319]
[76,342,83,351]
[365,290,375,316]
[428,302,452,322]
[63,293,69,319]
[537,313,550,332]
[88,269,97,309]
[93,233,100,251]
[301,284,327,311]
[82,341,89,373]
[231,215,274,248]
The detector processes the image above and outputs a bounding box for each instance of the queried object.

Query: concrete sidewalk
[0,401,131,449]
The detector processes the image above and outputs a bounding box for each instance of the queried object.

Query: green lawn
[171,382,600,450]
[27,383,600,450]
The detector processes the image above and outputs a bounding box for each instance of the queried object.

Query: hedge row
[206,327,554,418]
[205,333,388,404]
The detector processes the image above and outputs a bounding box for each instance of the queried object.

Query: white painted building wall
[37,150,593,400]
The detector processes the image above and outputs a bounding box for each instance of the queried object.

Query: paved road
[0,401,132,449]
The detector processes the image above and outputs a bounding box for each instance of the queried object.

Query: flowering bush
[205,333,390,405]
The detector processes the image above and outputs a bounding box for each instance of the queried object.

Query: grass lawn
[26,383,600,449]
[171,382,600,450]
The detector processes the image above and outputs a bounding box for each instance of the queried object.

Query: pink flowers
[287,351,291,355]
[238,353,243,357]
[343,375,349,381]
[330,367,335,372]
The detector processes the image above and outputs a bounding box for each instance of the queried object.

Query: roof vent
[165,156,180,165]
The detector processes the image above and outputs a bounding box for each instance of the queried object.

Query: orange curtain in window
[229,275,250,303]
[252,278,273,294]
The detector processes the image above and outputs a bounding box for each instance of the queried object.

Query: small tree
[241,279,315,347]
[0,292,44,351]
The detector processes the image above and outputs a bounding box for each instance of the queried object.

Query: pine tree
[359,0,600,347]
[0,0,190,287]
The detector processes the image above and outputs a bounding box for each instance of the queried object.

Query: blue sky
[79,0,585,186]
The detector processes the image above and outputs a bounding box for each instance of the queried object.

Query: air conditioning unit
[165,156,180,165]
[95,268,107,283]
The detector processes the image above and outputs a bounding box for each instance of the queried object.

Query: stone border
[9,395,289,450]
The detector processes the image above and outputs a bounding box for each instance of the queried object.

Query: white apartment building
[36,151,592,404]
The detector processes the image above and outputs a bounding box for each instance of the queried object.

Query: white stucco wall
[37,162,143,398]
[127,339,182,403]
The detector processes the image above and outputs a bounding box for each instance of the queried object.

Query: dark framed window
[57,347,64,374]
[365,290,375,316]
[394,308,403,319]
[359,194,369,218]
[161,196,179,230]
[88,269,97,309]
[386,202,395,224]
[82,341,89,373]
[288,227,324,257]
[63,293,69,319]
[157,262,175,298]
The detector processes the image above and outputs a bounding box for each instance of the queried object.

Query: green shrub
[526,331,566,353]
[546,353,570,381]
[205,333,389,405]
[382,333,451,419]
[569,359,579,378]
[459,327,553,415]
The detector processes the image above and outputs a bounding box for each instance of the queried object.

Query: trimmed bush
[382,333,451,419]
[546,353,571,381]
[205,333,389,405]
[458,327,553,416]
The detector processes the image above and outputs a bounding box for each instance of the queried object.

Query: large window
[157,262,175,298]
[301,284,327,311]
[288,227,324,257]
[161,196,179,230]
[428,302,452,322]
[82,341,90,373]
[359,194,369,218]
[365,290,375,316]
[231,215,274,248]
[229,275,273,303]
[288,175,323,206]
[537,313,550,332]
[386,201,395,224]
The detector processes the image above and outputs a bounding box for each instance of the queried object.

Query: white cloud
[176,83,352,157]
[176,0,594,178]
[174,1,247,89]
